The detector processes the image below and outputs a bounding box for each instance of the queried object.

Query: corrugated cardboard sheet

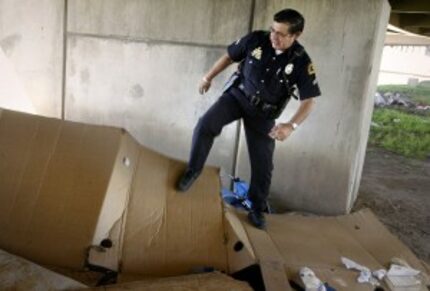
[0,109,137,269]
[120,147,228,276]
[238,209,429,291]
[0,108,227,276]
[79,272,252,291]
[224,209,255,273]
[2,108,429,291]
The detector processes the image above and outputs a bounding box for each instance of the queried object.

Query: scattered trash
[372,269,387,280]
[299,267,327,291]
[341,256,426,290]
[221,176,252,211]
[341,257,380,286]
[222,176,274,213]
[374,92,387,107]
[385,261,423,291]
[373,90,429,112]
[387,264,420,277]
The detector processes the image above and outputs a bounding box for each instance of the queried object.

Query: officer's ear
[293,31,302,39]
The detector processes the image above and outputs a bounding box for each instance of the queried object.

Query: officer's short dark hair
[274,9,305,34]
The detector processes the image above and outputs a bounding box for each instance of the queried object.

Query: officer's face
[270,22,299,51]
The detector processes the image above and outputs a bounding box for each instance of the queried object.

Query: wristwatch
[288,122,298,130]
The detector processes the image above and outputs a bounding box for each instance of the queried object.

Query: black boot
[247,210,266,229]
[176,168,200,192]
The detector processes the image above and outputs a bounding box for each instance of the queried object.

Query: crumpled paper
[299,267,327,291]
[341,257,384,286]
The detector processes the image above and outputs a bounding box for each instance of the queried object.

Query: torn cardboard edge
[88,132,141,272]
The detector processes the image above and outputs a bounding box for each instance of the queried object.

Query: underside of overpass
[388,0,430,37]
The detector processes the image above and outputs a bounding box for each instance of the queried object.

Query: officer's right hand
[199,77,211,95]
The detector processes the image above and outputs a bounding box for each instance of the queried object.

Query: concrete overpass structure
[0,0,392,215]
[388,0,430,37]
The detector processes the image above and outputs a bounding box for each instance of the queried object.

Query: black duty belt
[238,83,278,114]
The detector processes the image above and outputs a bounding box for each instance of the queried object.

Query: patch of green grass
[377,84,430,105]
[370,108,430,159]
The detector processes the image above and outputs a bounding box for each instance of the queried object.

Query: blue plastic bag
[221,176,253,210]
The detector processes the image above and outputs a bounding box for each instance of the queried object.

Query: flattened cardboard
[79,272,252,291]
[2,108,428,291]
[239,212,292,291]
[238,208,430,291]
[0,109,134,269]
[120,147,228,276]
[225,209,256,273]
[336,208,429,283]
[0,248,87,290]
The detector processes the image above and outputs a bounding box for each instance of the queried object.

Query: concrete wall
[236,0,390,214]
[0,0,390,214]
[65,0,253,173]
[0,0,64,117]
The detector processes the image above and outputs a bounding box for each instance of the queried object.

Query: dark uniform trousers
[188,89,275,212]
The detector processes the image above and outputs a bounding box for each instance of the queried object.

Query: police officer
[177,8,321,229]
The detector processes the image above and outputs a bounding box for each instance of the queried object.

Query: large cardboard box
[0,108,429,291]
[0,109,139,269]
[0,108,228,275]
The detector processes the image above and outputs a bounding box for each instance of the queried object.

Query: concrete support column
[236,0,390,214]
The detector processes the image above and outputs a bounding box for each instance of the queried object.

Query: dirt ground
[352,146,430,265]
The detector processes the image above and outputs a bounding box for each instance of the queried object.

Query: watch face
[290,122,298,129]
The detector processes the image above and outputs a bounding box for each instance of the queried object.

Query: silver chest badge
[285,63,294,75]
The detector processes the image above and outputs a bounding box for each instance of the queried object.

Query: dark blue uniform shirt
[227,30,321,105]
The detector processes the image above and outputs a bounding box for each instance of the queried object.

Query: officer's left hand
[269,123,294,141]
[199,78,211,95]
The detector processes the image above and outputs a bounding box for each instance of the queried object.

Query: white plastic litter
[357,269,372,283]
[341,257,381,286]
[372,269,387,280]
[341,257,370,273]
[387,264,421,277]
[385,263,422,290]
[299,267,327,291]
[386,274,421,288]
